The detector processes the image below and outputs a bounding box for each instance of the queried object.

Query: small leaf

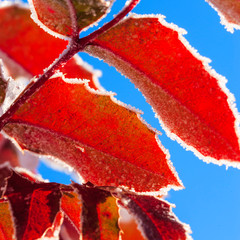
[61,191,82,233]
[4,76,182,192]
[0,199,15,240]
[207,0,240,32]
[74,183,120,240]
[118,193,192,240]
[85,15,240,166]
[30,0,113,37]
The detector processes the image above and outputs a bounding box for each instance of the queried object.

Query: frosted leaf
[85,14,240,167]
[206,0,240,32]
[29,0,115,37]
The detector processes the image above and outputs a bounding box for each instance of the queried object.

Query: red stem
[0,42,78,130]
[0,0,140,130]
[78,0,141,47]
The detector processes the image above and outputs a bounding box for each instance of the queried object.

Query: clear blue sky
[37,0,240,239]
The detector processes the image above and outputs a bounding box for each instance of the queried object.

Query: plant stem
[0,0,140,131]
[65,0,79,39]
[77,0,141,48]
[0,41,78,130]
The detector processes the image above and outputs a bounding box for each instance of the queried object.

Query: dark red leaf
[73,183,120,240]
[118,193,192,240]
[4,76,181,192]
[2,169,62,240]
[85,16,240,165]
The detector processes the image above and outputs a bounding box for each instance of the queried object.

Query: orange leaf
[0,199,15,240]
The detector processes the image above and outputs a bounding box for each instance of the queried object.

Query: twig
[0,42,78,130]
[65,0,79,39]
[77,0,141,49]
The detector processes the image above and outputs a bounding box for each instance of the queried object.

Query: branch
[77,0,141,49]
[65,0,79,39]
[0,41,78,130]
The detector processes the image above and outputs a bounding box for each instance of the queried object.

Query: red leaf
[0,3,99,89]
[61,191,82,234]
[73,183,120,240]
[207,0,240,32]
[0,199,15,240]
[30,0,112,37]
[3,169,62,240]
[85,16,240,165]
[118,193,192,240]
[0,4,66,77]
[4,76,181,192]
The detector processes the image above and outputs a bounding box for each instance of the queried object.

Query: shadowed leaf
[74,183,120,240]
[2,168,62,240]
[118,193,192,240]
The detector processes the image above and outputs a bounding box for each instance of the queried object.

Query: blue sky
[38,0,240,239]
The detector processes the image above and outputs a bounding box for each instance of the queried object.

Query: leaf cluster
[0,0,240,239]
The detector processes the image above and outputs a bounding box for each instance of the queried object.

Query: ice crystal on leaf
[0,0,240,239]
